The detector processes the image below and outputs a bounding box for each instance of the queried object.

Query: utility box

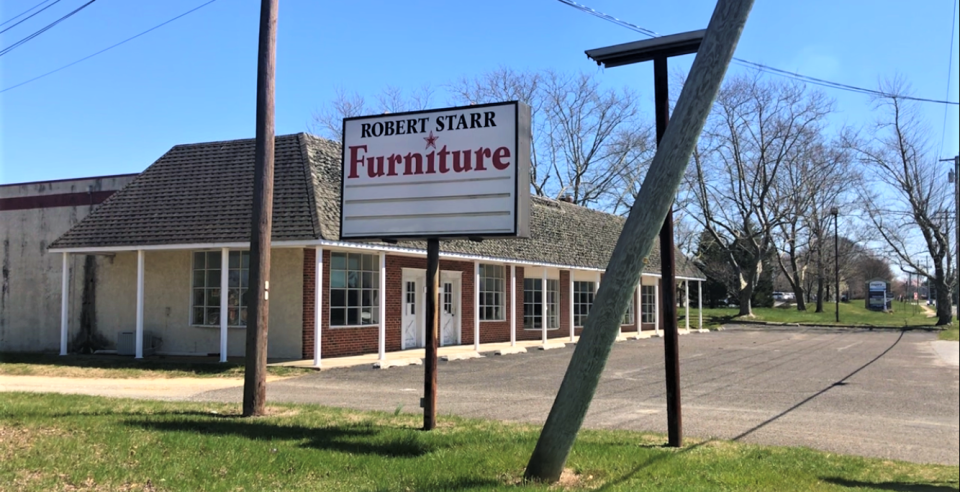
[117,331,157,356]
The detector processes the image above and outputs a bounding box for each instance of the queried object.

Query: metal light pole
[943,155,959,319]
[830,206,839,323]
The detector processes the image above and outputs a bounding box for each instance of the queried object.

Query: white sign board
[869,281,887,291]
[340,101,531,240]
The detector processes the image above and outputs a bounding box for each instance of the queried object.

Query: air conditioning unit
[117,331,159,356]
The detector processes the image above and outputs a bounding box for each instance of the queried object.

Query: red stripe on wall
[0,190,117,211]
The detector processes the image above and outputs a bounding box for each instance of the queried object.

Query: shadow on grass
[0,352,246,376]
[592,439,716,491]
[822,477,959,491]
[125,417,438,458]
[371,478,504,491]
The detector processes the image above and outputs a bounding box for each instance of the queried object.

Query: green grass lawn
[687,300,947,330]
[1,393,956,492]
[0,353,313,379]
[941,323,960,341]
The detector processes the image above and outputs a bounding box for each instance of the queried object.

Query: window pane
[331,252,346,270]
[206,308,220,326]
[240,270,249,288]
[331,289,346,308]
[241,252,250,269]
[229,270,240,289]
[209,252,221,268]
[208,288,221,307]
[240,307,248,326]
[348,254,360,270]
[193,307,204,325]
[347,290,359,307]
[362,272,373,289]
[369,307,379,324]
[361,307,374,324]
[193,270,204,288]
[194,252,205,269]
[330,308,345,326]
[207,270,221,288]
[241,289,250,308]
[193,289,205,307]
[347,308,359,325]
[229,251,240,269]
[362,290,373,307]
[362,254,375,271]
[331,271,346,289]
[348,272,360,288]
[228,307,239,326]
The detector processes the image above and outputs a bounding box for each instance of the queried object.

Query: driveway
[195,326,959,465]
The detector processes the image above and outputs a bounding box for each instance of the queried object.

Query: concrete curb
[373,358,423,369]
[538,342,567,351]
[441,352,484,362]
[724,320,944,332]
[493,347,528,356]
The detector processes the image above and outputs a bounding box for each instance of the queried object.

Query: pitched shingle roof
[52,133,704,279]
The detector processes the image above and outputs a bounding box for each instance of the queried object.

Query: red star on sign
[424,131,438,150]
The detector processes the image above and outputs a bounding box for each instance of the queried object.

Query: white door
[401,275,423,349]
[440,273,461,346]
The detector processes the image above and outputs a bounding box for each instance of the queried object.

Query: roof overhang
[585,30,705,68]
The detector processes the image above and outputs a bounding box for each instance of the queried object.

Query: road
[195,326,959,465]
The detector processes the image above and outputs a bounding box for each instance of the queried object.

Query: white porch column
[474,262,480,351]
[568,272,575,341]
[135,249,145,359]
[596,272,605,335]
[509,264,516,347]
[698,280,704,331]
[541,268,548,344]
[313,247,323,367]
[685,280,690,331]
[378,252,386,361]
[60,253,69,356]
[636,279,643,333]
[654,277,661,337]
[219,248,229,362]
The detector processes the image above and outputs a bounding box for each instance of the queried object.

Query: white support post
[569,273,575,342]
[636,279,643,334]
[510,264,516,347]
[378,252,386,361]
[541,268,548,345]
[60,253,69,356]
[698,280,704,331]
[654,277,661,337]
[314,247,323,367]
[596,272,608,336]
[135,249,145,359]
[474,262,480,351]
[685,280,690,332]
[219,248,229,362]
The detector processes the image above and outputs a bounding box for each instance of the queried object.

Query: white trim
[569,272,575,342]
[654,278,660,336]
[510,264,516,347]
[60,253,69,356]
[314,247,323,368]
[474,261,480,351]
[636,279,642,332]
[135,249,145,359]
[378,252,386,361]
[50,238,705,282]
[698,279,703,330]
[541,268,548,345]
[219,248,229,362]
[685,280,690,331]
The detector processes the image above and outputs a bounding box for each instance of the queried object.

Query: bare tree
[310,85,435,142]
[855,79,954,325]
[685,74,834,316]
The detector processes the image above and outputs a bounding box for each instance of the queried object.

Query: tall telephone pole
[243,0,278,418]
[943,155,959,319]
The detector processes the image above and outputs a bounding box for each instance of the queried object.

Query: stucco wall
[92,248,303,359]
[0,175,137,352]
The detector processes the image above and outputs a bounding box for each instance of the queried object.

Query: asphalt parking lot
[198,326,959,465]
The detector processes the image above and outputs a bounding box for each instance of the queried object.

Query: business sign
[340,101,531,240]
[869,281,887,291]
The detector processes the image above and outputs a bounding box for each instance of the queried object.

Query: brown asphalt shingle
[52,133,703,279]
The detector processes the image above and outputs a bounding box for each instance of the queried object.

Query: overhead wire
[0,0,96,58]
[558,0,959,106]
[0,0,54,27]
[0,0,218,93]
[0,0,62,34]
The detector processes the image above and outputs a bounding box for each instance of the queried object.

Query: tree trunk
[738,282,754,316]
[816,276,824,313]
[792,285,806,311]
[934,269,953,326]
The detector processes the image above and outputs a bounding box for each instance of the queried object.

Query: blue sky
[0,0,957,185]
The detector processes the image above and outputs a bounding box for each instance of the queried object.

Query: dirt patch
[0,425,66,461]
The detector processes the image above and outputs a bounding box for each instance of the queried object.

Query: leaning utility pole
[943,155,959,318]
[523,0,753,482]
[243,0,279,418]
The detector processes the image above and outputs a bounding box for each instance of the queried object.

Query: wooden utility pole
[243,0,278,418]
[423,239,440,430]
[524,0,753,482]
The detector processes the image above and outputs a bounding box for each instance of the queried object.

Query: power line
[0,0,96,58]
[558,0,960,106]
[0,0,218,94]
[939,0,958,156]
[0,0,61,34]
[0,0,54,27]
